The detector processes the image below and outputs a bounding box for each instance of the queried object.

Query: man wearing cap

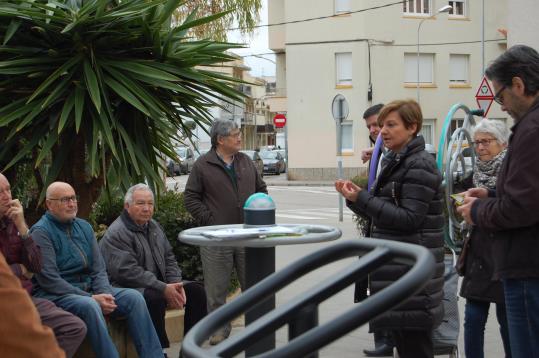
[184,119,267,344]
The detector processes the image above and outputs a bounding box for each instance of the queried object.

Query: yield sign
[475,76,494,117]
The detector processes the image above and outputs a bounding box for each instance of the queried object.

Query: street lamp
[417,4,452,103]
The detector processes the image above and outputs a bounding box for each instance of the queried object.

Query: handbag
[455,231,471,276]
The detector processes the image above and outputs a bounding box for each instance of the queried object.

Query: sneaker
[209,328,231,345]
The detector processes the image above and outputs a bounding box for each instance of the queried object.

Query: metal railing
[182,238,436,358]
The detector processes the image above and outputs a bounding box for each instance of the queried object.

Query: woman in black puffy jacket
[336,99,445,358]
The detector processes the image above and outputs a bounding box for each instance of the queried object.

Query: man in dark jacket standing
[458,45,539,358]
[99,183,207,353]
[184,119,267,344]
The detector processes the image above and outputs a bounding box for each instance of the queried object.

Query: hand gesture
[164,283,185,309]
[341,180,362,202]
[465,187,489,199]
[456,196,478,225]
[6,199,28,236]
[361,147,374,163]
[92,294,117,315]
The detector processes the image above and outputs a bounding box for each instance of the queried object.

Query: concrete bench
[74,309,185,358]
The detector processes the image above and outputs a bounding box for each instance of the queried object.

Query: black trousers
[393,330,433,358]
[144,281,208,348]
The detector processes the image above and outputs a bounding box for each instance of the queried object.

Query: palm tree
[0,0,246,218]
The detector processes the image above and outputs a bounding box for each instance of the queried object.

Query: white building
[269,0,508,180]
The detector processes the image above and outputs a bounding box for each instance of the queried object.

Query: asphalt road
[167,174,507,357]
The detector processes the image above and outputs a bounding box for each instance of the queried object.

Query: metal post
[481,0,485,74]
[289,304,319,358]
[337,99,343,222]
[245,247,276,356]
[416,18,426,103]
[285,123,289,180]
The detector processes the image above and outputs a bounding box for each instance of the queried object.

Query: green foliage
[350,175,369,237]
[90,189,203,281]
[153,190,202,281]
[0,0,246,212]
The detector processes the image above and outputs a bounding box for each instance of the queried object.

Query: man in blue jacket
[31,181,163,358]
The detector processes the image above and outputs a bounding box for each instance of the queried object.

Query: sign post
[273,113,288,179]
[475,76,494,117]
[331,94,349,222]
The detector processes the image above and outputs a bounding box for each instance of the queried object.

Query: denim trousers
[464,299,511,358]
[53,287,163,358]
[503,279,539,358]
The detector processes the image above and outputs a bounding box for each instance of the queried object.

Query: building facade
[269,0,508,180]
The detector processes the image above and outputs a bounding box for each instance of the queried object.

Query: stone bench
[74,309,185,358]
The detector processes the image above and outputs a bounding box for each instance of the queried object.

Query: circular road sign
[273,113,287,128]
[331,94,349,122]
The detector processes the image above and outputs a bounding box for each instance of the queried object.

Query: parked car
[260,150,285,175]
[167,146,195,176]
[240,150,264,177]
[274,149,287,173]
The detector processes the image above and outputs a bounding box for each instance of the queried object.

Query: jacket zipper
[67,227,88,269]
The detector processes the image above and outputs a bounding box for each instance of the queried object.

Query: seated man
[0,173,86,357]
[99,183,207,351]
[0,252,65,358]
[31,182,163,358]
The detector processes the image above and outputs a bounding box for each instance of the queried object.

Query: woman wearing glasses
[459,119,512,358]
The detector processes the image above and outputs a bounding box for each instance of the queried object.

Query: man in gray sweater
[100,183,207,353]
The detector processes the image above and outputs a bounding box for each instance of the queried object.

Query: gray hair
[210,119,238,149]
[472,119,510,145]
[124,183,154,204]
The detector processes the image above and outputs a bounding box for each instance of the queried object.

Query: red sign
[475,76,494,117]
[273,113,287,128]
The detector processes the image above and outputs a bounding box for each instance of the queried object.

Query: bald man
[31,182,163,358]
[0,174,86,357]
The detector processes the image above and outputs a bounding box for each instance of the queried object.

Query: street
[168,174,507,357]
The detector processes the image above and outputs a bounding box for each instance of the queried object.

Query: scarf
[473,148,507,189]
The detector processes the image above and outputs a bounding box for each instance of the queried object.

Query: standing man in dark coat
[184,119,267,344]
[99,183,207,354]
[458,44,539,358]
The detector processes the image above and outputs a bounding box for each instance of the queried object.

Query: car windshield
[260,151,278,159]
[241,150,255,159]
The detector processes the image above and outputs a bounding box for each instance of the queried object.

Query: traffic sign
[475,76,494,117]
[273,113,286,128]
[331,94,349,123]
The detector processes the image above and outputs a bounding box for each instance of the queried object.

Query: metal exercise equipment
[181,239,436,358]
[436,103,484,248]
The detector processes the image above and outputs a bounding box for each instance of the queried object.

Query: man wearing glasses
[457,45,539,358]
[30,181,164,358]
[185,119,267,345]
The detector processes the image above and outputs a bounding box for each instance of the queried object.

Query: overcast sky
[228,0,276,77]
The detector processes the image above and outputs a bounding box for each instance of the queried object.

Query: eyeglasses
[472,138,497,147]
[493,85,507,105]
[48,195,78,204]
[225,131,242,138]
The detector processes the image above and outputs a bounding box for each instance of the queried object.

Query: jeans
[503,279,539,358]
[464,299,511,358]
[53,288,163,358]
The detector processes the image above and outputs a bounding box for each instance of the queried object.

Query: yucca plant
[0,0,245,218]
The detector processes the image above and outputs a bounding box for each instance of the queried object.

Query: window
[420,119,435,145]
[335,0,351,14]
[403,0,431,15]
[341,121,353,151]
[450,118,464,134]
[404,53,434,84]
[449,54,469,84]
[449,0,466,17]
[336,52,352,86]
